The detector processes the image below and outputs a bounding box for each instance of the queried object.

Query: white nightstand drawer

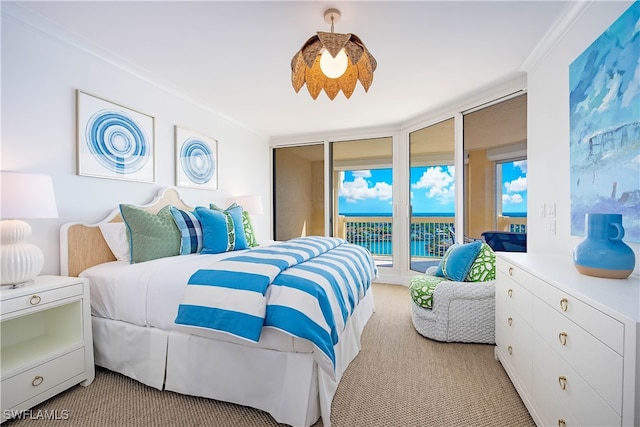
[1,284,83,317]
[533,333,622,424]
[534,297,623,412]
[1,348,84,410]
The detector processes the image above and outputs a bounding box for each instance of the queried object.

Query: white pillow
[99,222,130,262]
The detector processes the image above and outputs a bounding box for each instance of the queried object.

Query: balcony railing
[339,215,526,258]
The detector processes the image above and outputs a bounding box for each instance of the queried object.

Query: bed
[59,187,377,427]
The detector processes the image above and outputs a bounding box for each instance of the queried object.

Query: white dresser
[1,276,95,423]
[495,253,639,427]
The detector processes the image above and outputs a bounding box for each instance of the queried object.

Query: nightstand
[1,276,94,423]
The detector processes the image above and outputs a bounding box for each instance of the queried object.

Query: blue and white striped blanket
[174,236,377,378]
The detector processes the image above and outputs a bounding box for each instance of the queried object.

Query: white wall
[527,0,638,276]
[1,7,271,276]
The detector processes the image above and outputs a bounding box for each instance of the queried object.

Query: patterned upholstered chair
[410,241,496,344]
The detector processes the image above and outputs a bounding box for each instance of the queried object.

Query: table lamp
[233,195,264,215]
[1,171,59,287]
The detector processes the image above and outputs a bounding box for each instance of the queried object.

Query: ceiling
[13,1,571,140]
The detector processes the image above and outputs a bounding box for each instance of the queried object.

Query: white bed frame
[60,187,375,427]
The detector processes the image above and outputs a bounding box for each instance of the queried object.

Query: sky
[338,160,528,215]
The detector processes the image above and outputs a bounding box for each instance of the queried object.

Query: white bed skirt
[91,289,375,427]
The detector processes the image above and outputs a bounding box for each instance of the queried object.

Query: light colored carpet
[4,283,534,427]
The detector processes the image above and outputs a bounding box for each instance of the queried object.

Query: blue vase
[573,213,635,279]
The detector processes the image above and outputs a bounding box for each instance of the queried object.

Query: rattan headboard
[60,187,193,277]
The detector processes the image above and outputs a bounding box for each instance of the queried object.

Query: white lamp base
[1,220,44,286]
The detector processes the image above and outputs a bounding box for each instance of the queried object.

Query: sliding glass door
[463,94,528,240]
[331,137,394,268]
[272,144,324,241]
[409,119,455,272]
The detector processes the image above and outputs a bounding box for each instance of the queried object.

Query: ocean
[341,212,527,217]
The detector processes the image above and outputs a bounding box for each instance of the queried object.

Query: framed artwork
[569,2,639,242]
[77,90,155,182]
[175,126,218,189]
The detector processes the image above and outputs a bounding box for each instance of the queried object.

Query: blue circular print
[180,138,215,184]
[85,110,149,174]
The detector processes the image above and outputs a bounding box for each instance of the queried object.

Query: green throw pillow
[409,275,447,309]
[210,203,249,250]
[242,210,259,247]
[465,242,496,282]
[119,204,180,263]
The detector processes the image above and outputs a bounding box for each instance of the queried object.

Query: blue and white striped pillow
[169,206,203,254]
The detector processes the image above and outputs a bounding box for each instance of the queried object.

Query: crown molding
[1,2,266,139]
[519,1,593,73]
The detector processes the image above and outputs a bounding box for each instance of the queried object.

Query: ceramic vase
[573,213,635,279]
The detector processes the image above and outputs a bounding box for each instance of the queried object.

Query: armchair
[411,266,495,344]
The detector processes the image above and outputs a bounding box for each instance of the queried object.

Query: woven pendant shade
[291,10,376,100]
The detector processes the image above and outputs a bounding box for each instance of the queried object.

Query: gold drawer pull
[507,289,513,298]
[508,267,514,276]
[558,376,567,390]
[29,295,42,305]
[560,298,568,312]
[559,332,568,346]
[507,317,513,326]
[32,375,44,387]
[507,346,513,355]
[558,419,566,427]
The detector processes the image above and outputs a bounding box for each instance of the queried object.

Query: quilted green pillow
[465,242,496,282]
[119,204,180,263]
[409,275,447,309]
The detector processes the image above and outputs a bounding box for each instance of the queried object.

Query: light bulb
[320,48,348,79]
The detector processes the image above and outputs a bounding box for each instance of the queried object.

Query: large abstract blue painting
[569,2,640,242]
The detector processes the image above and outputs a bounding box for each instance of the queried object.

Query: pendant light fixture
[291,8,377,100]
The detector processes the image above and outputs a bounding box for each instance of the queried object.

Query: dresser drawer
[496,258,539,293]
[496,312,533,394]
[1,284,83,317]
[532,364,581,427]
[533,333,621,425]
[1,348,85,410]
[496,300,532,354]
[496,270,532,324]
[533,298,623,413]
[534,279,624,355]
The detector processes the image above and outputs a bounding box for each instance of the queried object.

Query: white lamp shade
[1,171,59,219]
[233,195,264,215]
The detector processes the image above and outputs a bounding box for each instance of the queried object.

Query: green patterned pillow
[242,210,259,247]
[465,242,496,282]
[210,203,250,250]
[119,204,180,263]
[409,275,447,309]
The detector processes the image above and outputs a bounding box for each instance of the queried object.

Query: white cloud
[505,176,527,193]
[351,170,372,178]
[410,166,455,204]
[339,176,392,203]
[411,166,454,193]
[513,160,527,174]
[503,193,524,204]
